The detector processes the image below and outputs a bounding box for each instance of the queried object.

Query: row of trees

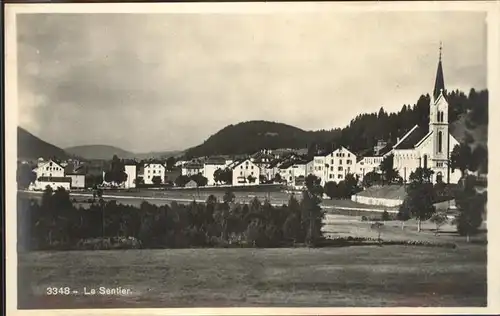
[18,178,326,250]
[397,167,486,240]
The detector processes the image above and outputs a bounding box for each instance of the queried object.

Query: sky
[16,11,487,153]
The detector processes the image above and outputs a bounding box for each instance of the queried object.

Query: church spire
[433,42,445,101]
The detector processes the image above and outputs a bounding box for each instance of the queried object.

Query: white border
[5,2,500,315]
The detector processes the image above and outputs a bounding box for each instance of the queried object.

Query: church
[391,48,462,184]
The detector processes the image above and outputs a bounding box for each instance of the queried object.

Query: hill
[184,120,340,158]
[17,127,70,160]
[65,145,183,160]
[185,89,487,158]
[64,145,134,160]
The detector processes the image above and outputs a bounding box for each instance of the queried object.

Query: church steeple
[433,42,445,101]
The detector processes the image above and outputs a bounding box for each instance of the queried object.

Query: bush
[76,237,142,250]
[317,236,457,249]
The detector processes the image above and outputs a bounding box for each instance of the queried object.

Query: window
[338,166,343,171]
[339,160,343,165]
[347,160,352,165]
[438,131,443,153]
[338,174,343,179]
[331,159,334,164]
[348,167,351,172]
[423,155,428,169]
[240,171,243,175]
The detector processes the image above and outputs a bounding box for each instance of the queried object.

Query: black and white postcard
[4,1,500,315]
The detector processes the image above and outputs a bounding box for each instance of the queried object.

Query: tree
[151,176,162,186]
[370,222,384,243]
[305,174,323,197]
[274,173,282,184]
[454,175,485,242]
[175,175,190,187]
[134,177,144,186]
[396,201,412,230]
[223,190,236,204]
[471,145,488,174]
[323,181,338,199]
[379,154,398,185]
[104,155,128,185]
[450,143,472,176]
[362,171,382,188]
[86,174,103,189]
[408,167,434,185]
[405,167,437,232]
[17,163,36,189]
[191,174,208,187]
[259,175,267,184]
[301,175,324,247]
[214,168,232,185]
[429,212,448,236]
[247,175,257,184]
[344,173,360,197]
[166,157,176,171]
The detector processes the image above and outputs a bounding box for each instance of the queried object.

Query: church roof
[393,125,429,150]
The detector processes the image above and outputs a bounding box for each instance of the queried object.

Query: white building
[203,157,227,186]
[311,146,357,185]
[30,159,72,191]
[182,162,204,177]
[33,159,65,178]
[143,162,166,184]
[355,140,393,181]
[230,159,260,186]
[124,164,137,188]
[29,177,71,191]
[66,174,85,189]
[391,52,461,184]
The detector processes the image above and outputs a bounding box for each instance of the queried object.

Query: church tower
[429,43,450,182]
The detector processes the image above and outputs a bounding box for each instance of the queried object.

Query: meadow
[18,244,486,308]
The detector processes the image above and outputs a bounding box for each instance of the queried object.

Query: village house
[182,162,204,177]
[203,157,227,186]
[30,159,72,191]
[229,159,260,186]
[355,140,393,181]
[64,162,86,189]
[310,146,357,185]
[124,163,137,188]
[142,161,167,184]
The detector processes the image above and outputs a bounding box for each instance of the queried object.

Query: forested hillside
[185,121,340,158]
[185,89,488,157]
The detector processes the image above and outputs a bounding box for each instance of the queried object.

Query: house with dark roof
[391,48,461,184]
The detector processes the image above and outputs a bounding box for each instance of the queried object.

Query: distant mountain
[184,120,340,158]
[65,145,183,160]
[18,127,70,160]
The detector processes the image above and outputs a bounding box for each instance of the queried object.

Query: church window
[438,131,443,153]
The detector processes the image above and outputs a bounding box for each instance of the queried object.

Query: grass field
[18,244,486,308]
[17,190,487,308]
